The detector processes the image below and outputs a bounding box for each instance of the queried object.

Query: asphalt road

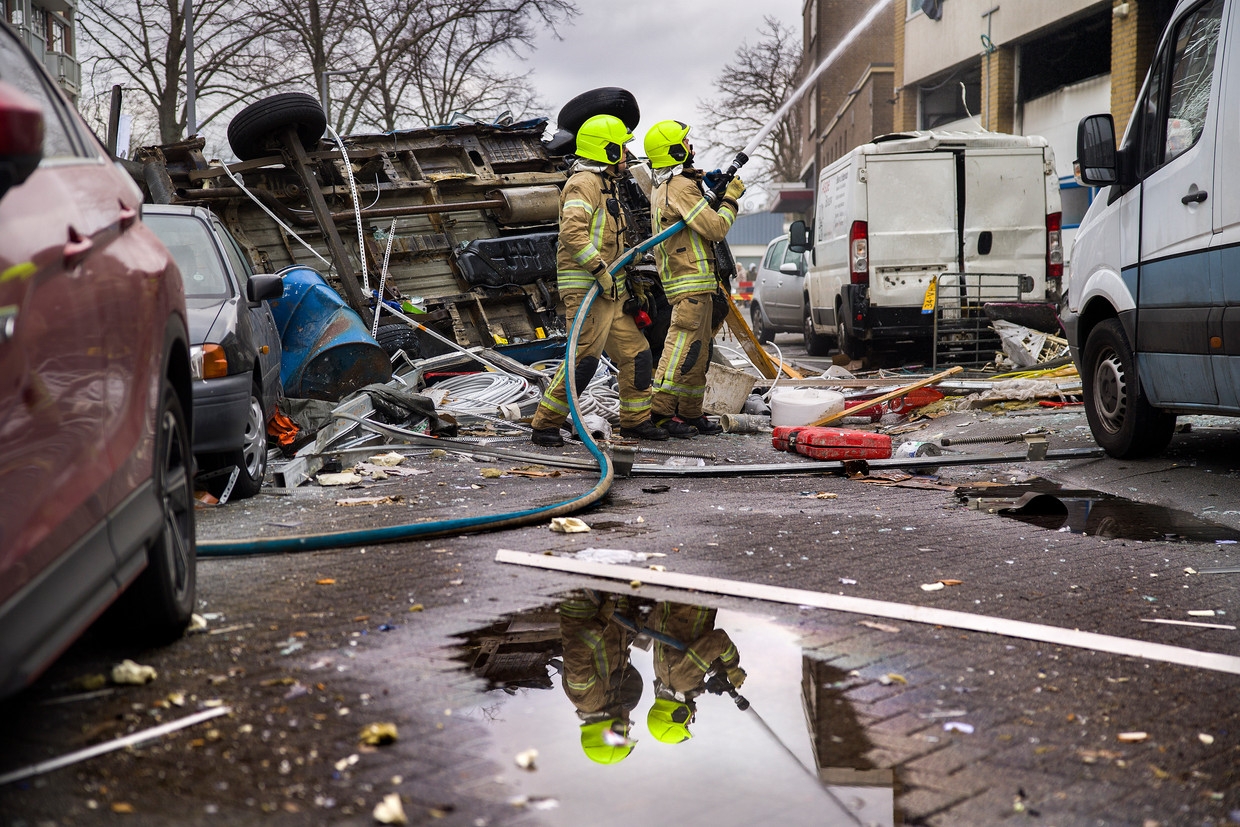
[2,335,1239,827]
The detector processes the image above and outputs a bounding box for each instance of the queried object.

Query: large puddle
[451,591,895,826]
[958,483,1240,543]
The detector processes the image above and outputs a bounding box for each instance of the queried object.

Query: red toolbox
[772,426,893,460]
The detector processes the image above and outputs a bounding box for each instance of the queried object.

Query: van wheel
[122,377,196,643]
[803,302,832,356]
[228,92,327,161]
[836,305,867,361]
[557,87,641,136]
[375,323,422,360]
[1082,319,1176,458]
[750,303,772,344]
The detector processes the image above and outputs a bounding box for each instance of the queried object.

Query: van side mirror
[787,220,811,253]
[0,81,44,201]
[1076,114,1118,187]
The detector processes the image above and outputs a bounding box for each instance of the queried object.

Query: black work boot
[618,419,670,441]
[530,427,564,447]
[654,417,698,439]
[681,415,722,436]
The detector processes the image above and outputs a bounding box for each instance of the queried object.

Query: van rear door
[962,148,1046,295]
[864,152,957,308]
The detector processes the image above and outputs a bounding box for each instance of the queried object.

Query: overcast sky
[497,0,803,169]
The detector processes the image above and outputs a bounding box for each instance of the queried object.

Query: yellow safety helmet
[646,698,693,743]
[643,120,691,169]
[575,114,634,165]
[579,719,635,764]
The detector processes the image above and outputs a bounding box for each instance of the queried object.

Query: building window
[918,63,981,129]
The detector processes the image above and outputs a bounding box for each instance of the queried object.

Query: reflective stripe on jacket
[557,167,628,294]
[651,173,737,301]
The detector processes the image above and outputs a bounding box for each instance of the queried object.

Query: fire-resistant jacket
[556,165,628,294]
[649,602,741,696]
[651,172,738,302]
[559,595,640,719]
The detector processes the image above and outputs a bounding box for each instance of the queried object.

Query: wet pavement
[2,343,1240,826]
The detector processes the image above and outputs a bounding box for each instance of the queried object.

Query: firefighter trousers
[532,289,654,430]
[652,292,713,420]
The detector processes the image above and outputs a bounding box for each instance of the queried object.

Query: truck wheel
[123,376,196,643]
[228,92,327,161]
[203,382,268,500]
[376,323,422,360]
[750,303,772,344]
[1082,318,1176,458]
[556,88,640,136]
[803,301,832,356]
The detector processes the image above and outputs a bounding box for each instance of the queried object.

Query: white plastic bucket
[768,388,846,427]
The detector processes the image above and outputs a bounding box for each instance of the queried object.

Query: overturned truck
[133,92,592,359]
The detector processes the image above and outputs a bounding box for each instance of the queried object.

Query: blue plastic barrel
[268,267,392,401]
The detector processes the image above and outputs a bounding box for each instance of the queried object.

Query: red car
[0,22,196,697]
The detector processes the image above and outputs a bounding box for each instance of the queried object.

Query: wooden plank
[808,366,963,427]
[493,550,1240,676]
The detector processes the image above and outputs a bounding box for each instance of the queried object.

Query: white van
[789,132,1063,360]
[1066,0,1233,458]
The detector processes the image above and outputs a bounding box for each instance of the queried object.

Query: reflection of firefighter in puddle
[558,593,643,764]
[645,602,746,744]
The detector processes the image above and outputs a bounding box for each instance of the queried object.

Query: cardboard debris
[111,659,157,685]
[550,517,590,533]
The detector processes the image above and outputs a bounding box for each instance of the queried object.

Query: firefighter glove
[725,174,746,202]
[726,667,747,689]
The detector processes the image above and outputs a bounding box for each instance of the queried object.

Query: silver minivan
[1067,0,1236,457]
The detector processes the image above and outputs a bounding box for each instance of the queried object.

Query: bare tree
[697,16,803,188]
[77,0,281,143]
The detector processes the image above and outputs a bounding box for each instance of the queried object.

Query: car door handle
[64,230,94,268]
[118,202,137,229]
[1182,190,1208,204]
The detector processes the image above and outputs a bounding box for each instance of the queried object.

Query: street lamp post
[319,69,361,126]
[184,0,196,137]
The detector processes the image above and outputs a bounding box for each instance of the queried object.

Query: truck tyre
[557,88,640,136]
[803,300,832,356]
[228,92,327,161]
[750,303,772,344]
[376,323,422,360]
[123,375,196,643]
[1082,318,1176,458]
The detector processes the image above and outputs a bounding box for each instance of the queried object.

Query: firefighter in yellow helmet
[558,592,643,764]
[642,120,746,438]
[530,114,669,447]
[645,600,746,744]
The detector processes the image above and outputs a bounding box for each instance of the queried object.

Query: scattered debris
[943,721,974,734]
[337,495,403,506]
[920,582,946,592]
[359,723,399,746]
[858,620,900,633]
[1199,733,1215,745]
[372,793,408,825]
[574,548,657,564]
[318,472,364,486]
[480,468,505,479]
[514,748,538,770]
[111,659,157,685]
[877,673,907,685]
[1117,732,1149,743]
[550,517,590,534]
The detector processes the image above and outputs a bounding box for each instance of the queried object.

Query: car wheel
[228,92,327,161]
[375,323,422,360]
[214,383,268,500]
[556,87,640,137]
[750,303,772,344]
[1082,318,1176,458]
[803,300,832,356]
[125,377,196,643]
